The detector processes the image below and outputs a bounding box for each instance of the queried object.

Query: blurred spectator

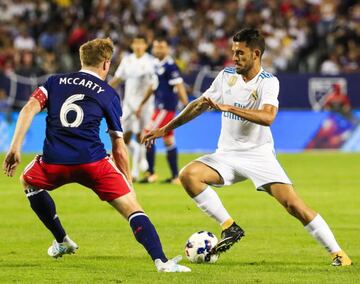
[320,51,340,75]
[38,25,63,52]
[317,0,337,37]
[14,26,36,51]
[15,51,44,77]
[0,0,358,77]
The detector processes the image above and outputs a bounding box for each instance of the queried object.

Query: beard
[235,62,252,75]
[235,58,254,75]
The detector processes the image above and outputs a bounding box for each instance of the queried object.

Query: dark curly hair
[233,28,265,57]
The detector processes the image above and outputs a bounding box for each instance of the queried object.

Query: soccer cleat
[331,251,352,266]
[155,255,191,272]
[47,235,79,258]
[139,172,158,183]
[211,222,245,255]
[162,177,181,185]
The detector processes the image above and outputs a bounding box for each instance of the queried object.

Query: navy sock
[146,144,155,174]
[129,211,167,262]
[26,189,66,243]
[166,145,178,178]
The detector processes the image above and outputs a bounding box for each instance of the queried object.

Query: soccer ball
[184,231,219,263]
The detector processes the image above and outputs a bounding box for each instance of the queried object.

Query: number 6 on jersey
[60,94,85,127]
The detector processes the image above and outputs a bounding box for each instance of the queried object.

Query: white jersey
[202,67,279,152]
[114,53,157,112]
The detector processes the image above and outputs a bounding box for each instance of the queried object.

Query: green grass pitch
[0,152,359,283]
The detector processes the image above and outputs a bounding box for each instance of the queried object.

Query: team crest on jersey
[250,90,258,101]
[156,66,165,75]
[227,76,237,87]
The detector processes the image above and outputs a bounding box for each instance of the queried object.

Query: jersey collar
[79,69,102,80]
[240,67,264,84]
[159,55,171,65]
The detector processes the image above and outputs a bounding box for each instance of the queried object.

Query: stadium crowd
[0,0,359,77]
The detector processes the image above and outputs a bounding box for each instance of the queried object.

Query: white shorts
[196,144,292,191]
[122,104,153,134]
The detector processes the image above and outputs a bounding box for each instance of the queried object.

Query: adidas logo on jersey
[250,91,258,101]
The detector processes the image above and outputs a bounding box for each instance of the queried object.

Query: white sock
[127,140,135,156]
[192,186,231,225]
[305,214,341,253]
[129,140,140,178]
[139,144,148,172]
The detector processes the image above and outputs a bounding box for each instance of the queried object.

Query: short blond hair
[79,38,114,67]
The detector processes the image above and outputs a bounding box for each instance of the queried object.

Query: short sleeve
[259,77,279,108]
[104,94,123,137]
[167,63,183,86]
[114,57,127,80]
[201,71,223,103]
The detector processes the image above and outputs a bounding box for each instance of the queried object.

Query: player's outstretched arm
[3,97,41,177]
[141,96,210,146]
[110,135,132,184]
[204,97,277,126]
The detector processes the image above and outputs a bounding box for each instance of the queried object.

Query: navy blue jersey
[33,70,123,164]
[154,56,183,111]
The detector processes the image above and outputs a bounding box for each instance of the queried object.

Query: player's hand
[203,97,230,112]
[141,128,166,147]
[3,150,21,177]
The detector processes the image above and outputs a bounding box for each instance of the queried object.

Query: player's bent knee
[179,164,207,197]
[179,165,200,184]
[109,193,144,219]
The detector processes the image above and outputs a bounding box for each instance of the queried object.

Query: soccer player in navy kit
[2,38,190,272]
[137,37,188,184]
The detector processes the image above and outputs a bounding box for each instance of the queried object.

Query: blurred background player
[2,38,190,273]
[109,35,156,181]
[142,29,352,266]
[137,36,188,184]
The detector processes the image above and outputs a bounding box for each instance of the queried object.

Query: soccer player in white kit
[142,28,352,266]
[109,35,156,180]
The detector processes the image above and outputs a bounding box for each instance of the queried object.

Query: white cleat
[155,255,191,272]
[47,235,79,258]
